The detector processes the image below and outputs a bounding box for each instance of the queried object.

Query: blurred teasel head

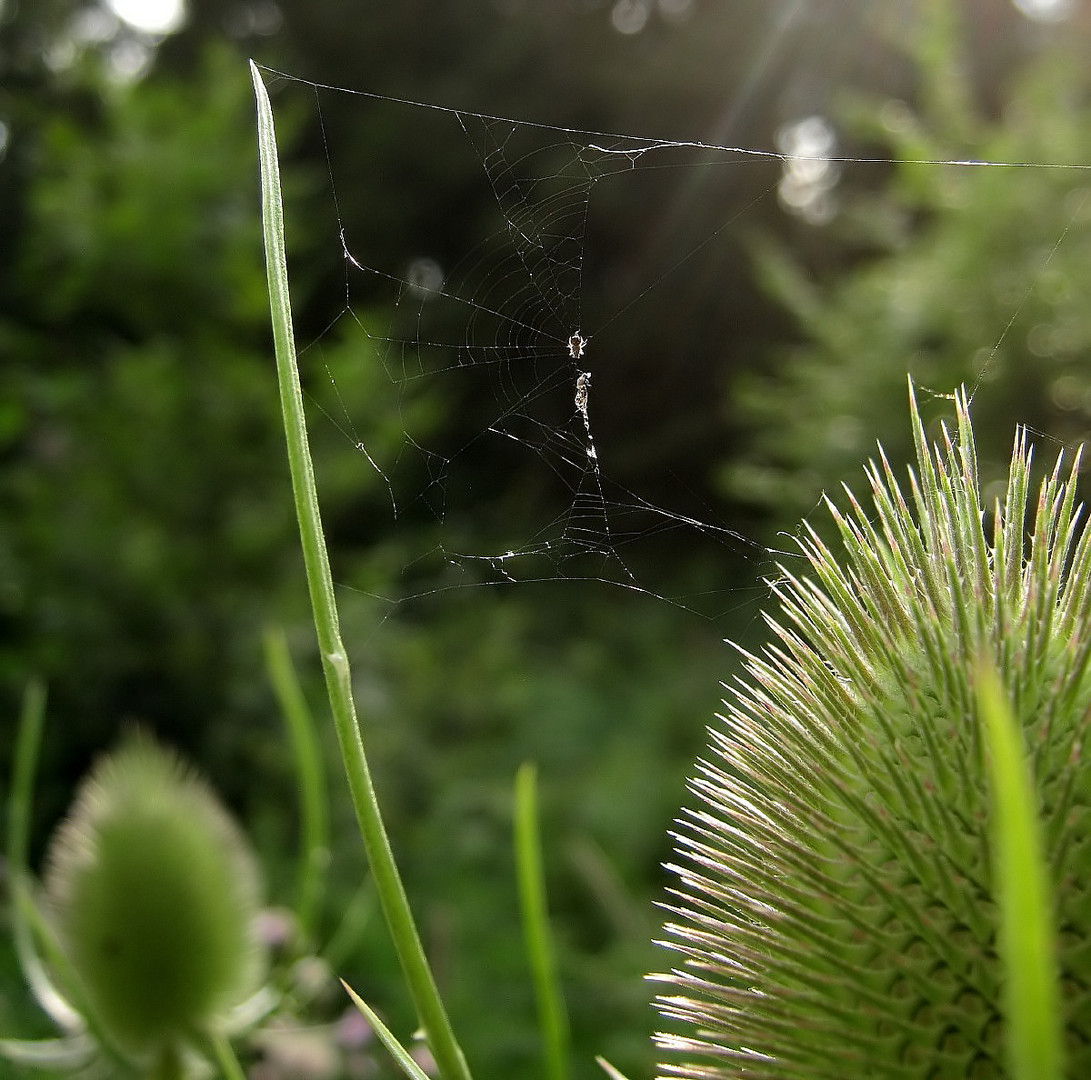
[653,383,1091,1077]
[43,734,264,1070]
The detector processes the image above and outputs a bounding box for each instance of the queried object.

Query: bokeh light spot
[611,0,650,35]
[105,0,187,36]
[1011,0,1074,22]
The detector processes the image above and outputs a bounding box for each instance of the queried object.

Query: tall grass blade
[250,60,471,1080]
[977,662,1064,1080]
[514,762,570,1080]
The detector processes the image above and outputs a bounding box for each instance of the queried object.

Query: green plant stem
[205,1032,247,1080]
[514,762,570,1080]
[8,680,45,879]
[321,880,375,974]
[263,625,329,942]
[250,60,471,1080]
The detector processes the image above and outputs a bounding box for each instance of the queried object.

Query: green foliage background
[724,10,1091,536]
[2,2,1090,1077]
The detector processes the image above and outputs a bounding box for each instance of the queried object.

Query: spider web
[260,65,1091,629]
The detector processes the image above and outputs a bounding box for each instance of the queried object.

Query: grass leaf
[341,981,433,1080]
[251,59,471,1080]
[514,762,570,1080]
[977,660,1064,1080]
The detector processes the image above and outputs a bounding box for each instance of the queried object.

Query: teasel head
[42,734,264,1073]
[652,383,1091,1077]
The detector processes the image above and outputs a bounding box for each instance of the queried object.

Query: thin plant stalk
[8,680,46,880]
[205,1032,248,1080]
[250,60,472,1080]
[321,881,375,974]
[263,625,329,942]
[6,682,81,1032]
[514,762,570,1080]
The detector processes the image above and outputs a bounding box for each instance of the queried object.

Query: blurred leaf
[977,662,1063,1080]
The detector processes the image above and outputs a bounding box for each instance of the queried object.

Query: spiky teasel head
[43,734,264,1067]
[653,383,1091,1077]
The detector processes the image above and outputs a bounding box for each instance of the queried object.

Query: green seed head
[653,385,1091,1077]
[44,735,263,1059]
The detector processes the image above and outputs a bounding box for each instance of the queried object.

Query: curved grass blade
[251,59,471,1080]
